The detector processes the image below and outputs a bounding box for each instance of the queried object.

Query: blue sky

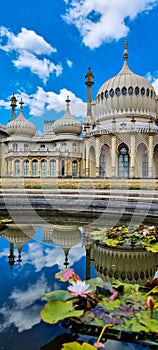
[0,0,158,131]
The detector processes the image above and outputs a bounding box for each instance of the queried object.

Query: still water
[0,211,158,350]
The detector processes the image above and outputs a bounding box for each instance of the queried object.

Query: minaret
[84,67,94,133]
[10,93,17,120]
[8,242,15,269]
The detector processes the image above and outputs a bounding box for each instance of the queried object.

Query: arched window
[142,150,148,177]
[50,160,56,176]
[41,160,47,177]
[24,160,29,176]
[32,160,38,176]
[72,160,77,176]
[14,160,20,176]
[99,147,106,178]
[118,146,129,178]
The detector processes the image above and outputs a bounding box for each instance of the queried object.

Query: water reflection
[89,241,158,285]
[0,221,157,349]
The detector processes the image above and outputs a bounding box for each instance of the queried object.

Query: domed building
[1,41,158,179]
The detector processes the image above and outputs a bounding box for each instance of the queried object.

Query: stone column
[38,160,40,177]
[95,138,100,177]
[130,134,136,178]
[148,135,154,178]
[85,140,89,176]
[29,160,32,177]
[111,135,117,177]
[20,159,23,177]
[47,159,50,177]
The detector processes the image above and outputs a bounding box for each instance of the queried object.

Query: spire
[85,67,94,121]
[123,40,128,62]
[19,98,25,118]
[65,95,70,112]
[10,93,17,120]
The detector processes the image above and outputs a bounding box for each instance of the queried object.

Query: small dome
[96,41,156,122]
[53,97,82,135]
[7,99,36,137]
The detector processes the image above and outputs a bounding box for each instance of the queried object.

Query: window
[72,160,77,176]
[141,87,145,96]
[109,88,114,97]
[101,92,104,100]
[23,160,29,176]
[72,143,77,153]
[146,88,149,97]
[118,147,129,178]
[61,143,67,152]
[40,144,46,151]
[128,86,133,95]
[32,160,38,176]
[41,160,47,177]
[122,87,127,95]
[105,90,108,98]
[13,144,18,152]
[115,87,121,96]
[142,151,148,178]
[135,87,139,96]
[50,160,56,176]
[14,160,20,176]
[24,144,28,152]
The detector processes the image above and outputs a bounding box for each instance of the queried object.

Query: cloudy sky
[0,0,158,131]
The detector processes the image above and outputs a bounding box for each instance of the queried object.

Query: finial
[65,95,70,109]
[123,40,128,61]
[19,98,24,110]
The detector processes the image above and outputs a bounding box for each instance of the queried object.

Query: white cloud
[0,26,62,82]
[152,79,158,94]
[66,58,73,68]
[13,50,62,84]
[145,71,158,94]
[62,0,158,49]
[15,86,86,118]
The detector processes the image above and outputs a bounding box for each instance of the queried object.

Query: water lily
[62,268,74,281]
[68,280,92,297]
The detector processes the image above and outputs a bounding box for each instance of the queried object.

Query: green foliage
[40,300,84,324]
[61,342,96,350]
[88,224,158,252]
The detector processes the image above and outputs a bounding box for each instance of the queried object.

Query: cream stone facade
[1,41,158,179]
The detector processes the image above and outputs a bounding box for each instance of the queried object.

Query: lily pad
[43,289,74,302]
[40,300,84,324]
[61,342,96,350]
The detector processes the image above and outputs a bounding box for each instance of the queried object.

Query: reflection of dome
[2,224,35,250]
[43,224,82,248]
[96,41,156,122]
[90,242,158,285]
[53,96,82,135]
[7,99,36,137]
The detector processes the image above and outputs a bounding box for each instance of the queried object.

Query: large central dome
[95,42,156,122]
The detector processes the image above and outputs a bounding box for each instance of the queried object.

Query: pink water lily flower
[68,280,92,297]
[62,268,74,281]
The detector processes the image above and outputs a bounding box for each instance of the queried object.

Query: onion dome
[53,96,82,135]
[96,41,156,121]
[7,97,36,136]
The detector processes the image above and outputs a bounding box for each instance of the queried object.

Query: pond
[0,211,158,350]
